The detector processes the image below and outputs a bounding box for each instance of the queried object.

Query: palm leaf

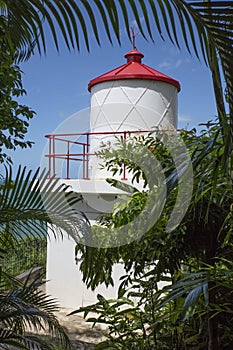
[1,0,96,59]
[101,0,120,44]
[156,271,208,315]
[0,165,87,245]
[0,273,71,349]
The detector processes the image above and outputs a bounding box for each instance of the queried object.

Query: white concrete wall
[46,185,126,309]
[46,230,125,309]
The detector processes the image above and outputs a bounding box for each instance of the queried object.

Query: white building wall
[46,181,126,309]
[46,230,125,309]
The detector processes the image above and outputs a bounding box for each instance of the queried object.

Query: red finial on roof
[124,27,144,63]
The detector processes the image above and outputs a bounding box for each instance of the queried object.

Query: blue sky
[9,20,217,172]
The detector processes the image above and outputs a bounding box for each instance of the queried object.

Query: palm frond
[0,165,87,245]
[1,0,98,59]
[0,268,71,349]
[156,271,208,318]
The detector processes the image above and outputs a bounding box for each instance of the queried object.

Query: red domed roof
[88,50,181,92]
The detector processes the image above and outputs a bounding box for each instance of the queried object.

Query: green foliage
[71,293,157,350]
[0,17,35,164]
[70,277,209,349]
[75,122,233,349]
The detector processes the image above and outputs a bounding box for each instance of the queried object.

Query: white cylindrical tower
[87,50,180,179]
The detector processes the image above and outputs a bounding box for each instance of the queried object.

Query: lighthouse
[45,48,180,308]
[88,49,180,179]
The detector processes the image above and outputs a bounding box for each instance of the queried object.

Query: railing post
[82,144,85,179]
[85,133,90,179]
[48,137,51,179]
[66,141,70,179]
[121,130,128,181]
[52,136,56,177]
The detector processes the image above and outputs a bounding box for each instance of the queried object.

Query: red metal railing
[45,130,155,180]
